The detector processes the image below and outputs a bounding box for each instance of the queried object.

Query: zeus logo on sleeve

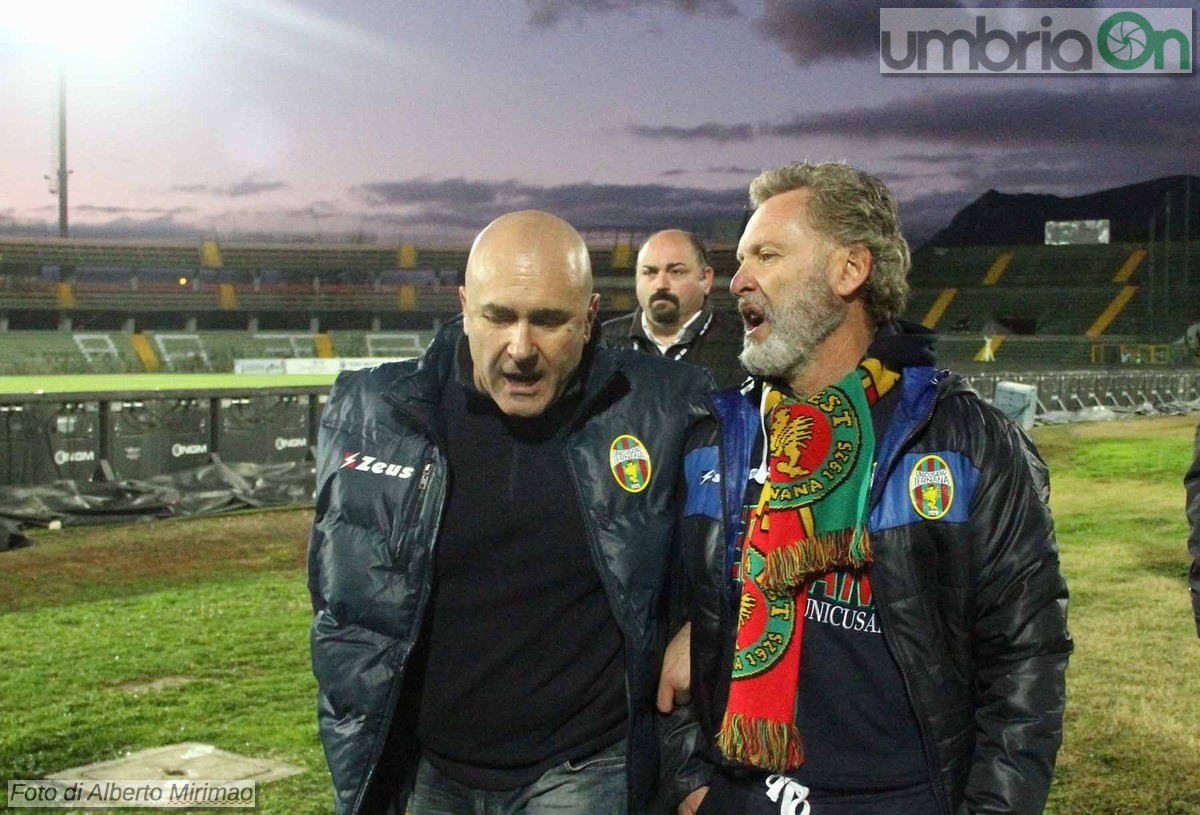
[340,452,415,479]
[684,445,721,519]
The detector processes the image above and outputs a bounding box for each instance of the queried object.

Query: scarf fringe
[758,526,873,594]
[717,711,804,771]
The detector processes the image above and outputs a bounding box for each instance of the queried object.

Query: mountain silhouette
[926,175,1200,247]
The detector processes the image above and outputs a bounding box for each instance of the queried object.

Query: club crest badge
[766,388,862,509]
[609,434,652,493]
[909,454,955,520]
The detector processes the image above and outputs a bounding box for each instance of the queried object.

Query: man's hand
[657,622,692,713]
[678,786,708,815]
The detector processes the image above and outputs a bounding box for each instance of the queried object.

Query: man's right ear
[458,287,469,333]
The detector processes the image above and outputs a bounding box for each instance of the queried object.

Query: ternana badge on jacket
[909,454,955,520]
[609,434,652,493]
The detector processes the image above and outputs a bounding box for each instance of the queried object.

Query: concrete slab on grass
[47,743,303,783]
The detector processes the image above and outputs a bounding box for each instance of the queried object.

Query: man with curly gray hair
[659,161,1071,815]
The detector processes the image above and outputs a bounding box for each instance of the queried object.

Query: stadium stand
[0,327,439,376]
[0,331,135,375]
[1,234,1197,373]
[905,240,1200,369]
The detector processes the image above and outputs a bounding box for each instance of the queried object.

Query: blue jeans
[407,741,627,815]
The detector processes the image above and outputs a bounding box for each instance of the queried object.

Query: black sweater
[413,349,626,790]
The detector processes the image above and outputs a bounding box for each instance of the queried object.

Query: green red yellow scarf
[717,359,899,771]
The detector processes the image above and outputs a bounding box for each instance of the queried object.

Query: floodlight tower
[16,1,166,239]
[44,64,70,238]
[56,65,69,238]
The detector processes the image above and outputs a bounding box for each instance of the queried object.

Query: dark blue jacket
[670,364,1072,814]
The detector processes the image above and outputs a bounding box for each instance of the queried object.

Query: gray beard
[739,283,846,384]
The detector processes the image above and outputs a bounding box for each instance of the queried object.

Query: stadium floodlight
[8,0,164,54]
[9,0,166,238]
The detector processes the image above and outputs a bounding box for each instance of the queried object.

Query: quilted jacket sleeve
[1186,422,1200,637]
[657,397,722,813]
[960,401,1071,815]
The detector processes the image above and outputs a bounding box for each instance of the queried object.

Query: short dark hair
[642,229,711,270]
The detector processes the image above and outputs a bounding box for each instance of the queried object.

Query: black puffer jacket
[666,363,1072,815]
[1186,421,1200,636]
[307,318,715,815]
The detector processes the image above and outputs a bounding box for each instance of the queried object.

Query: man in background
[603,229,745,388]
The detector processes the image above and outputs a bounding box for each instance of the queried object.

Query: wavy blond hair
[749,161,910,322]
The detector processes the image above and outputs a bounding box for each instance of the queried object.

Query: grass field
[0,373,337,395]
[1,415,1198,814]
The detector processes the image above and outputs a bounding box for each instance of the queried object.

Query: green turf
[0,510,328,814]
[0,373,337,395]
[0,417,1198,814]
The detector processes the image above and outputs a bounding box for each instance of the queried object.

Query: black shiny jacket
[307,318,715,815]
[602,298,748,390]
[1187,421,1200,636]
[666,365,1072,815]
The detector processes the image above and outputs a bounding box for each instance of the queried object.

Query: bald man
[603,229,746,388]
[308,211,716,815]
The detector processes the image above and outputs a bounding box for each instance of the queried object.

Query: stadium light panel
[7,0,165,57]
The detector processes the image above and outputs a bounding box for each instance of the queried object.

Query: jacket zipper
[350,402,446,815]
[869,371,954,815]
[561,443,638,814]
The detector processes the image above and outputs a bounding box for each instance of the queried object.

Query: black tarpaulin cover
[0,455,315,537]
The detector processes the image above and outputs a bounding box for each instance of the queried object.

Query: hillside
[926,175,1200,247]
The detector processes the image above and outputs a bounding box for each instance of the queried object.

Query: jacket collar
[627,298,716,350]
[379,316,461,439]
[381,313,625,438]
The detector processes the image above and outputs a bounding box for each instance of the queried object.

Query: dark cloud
[630,122,755,143]
[889,151,980,165]
[526,0,738,29]
[351,176,748,234]
[80,216,206,239]
[355,177,513,206]
[523,0,1113,67]
[753,0,885,66]
[631,83,1196,152]
[167,176,288,198]
[9,214,208,240]
[754,0,1108,67]
[224,176,288,197]
[658,165,759,180]
[764,84,1196,149]
[347,175,986,249]
[705,165,760,175]
[75,204,196,217]
[285,200,346,219]
[960,146,1200,199]
[166,184,209,194]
